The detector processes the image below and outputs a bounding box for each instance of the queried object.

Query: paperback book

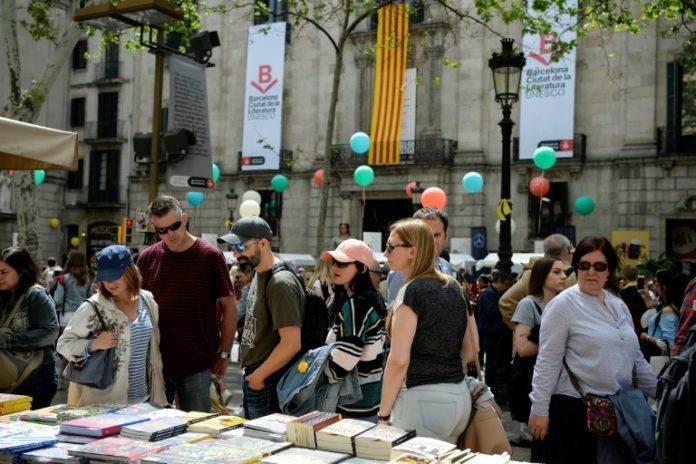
[120,417,188,441]
[285,411,342,449]
[154,431,213,447]
[187,415,247,436]
[260,447,351,464]
[20,443,88,464]
[353,424,416,461]
[20,404,123,425]
[0,395,31,415]
[59,413,148,438]
[67,436,169,463]
[139,441,262,464]
[242,413,295,442]
[55,434,101,445]
[389,436,458,461]
[315,419,376,454]
[0,422,58,454]
[216,435,293,456]
[113,403,163,417]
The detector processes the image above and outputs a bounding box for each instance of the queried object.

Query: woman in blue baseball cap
[57,245,166,406]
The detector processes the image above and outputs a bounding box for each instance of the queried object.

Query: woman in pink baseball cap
[320,239,387,420]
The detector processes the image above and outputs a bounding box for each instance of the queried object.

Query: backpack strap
[263,261,303,317]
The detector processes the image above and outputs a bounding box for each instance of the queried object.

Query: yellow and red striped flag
[368,3,409,165]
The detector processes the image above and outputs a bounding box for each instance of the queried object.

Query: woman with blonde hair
[310,258,334,304]
[378,218,471,443]
[57,245,166,406]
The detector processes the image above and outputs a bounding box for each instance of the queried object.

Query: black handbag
[62,301,115,390]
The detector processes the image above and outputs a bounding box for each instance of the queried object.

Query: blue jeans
[242,367,285,419]
[14,358,57,409]
[165,369,211,412]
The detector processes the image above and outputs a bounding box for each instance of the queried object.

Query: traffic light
[111,225,123,243]
[123,217,133,243]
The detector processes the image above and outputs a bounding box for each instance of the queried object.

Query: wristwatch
[218,351,230,359]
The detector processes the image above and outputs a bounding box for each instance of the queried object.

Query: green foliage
[637,254,679,277]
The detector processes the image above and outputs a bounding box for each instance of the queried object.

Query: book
[20,404,124,425]
[120,417,188,441]
[216,435,293,456]
[285,411,342,449]
[0,422,58,454]
[154,431,213,447]
[342,458,388,464]
[139,441,262,464]
[179,411,220,424]
[388,454,436,463]
[59,413,148,438]
[315,419,376,454]
[353,424,416,461]
[113,403,163,417]
[67,436,169,463]
[218,427,245,438]
[20,443,88,464]
[187,415,247,436]
[0,394,31,415]
[242,413,295,442]
[55,433,101,445]
[389,436,458,461]
[260,447,351,464]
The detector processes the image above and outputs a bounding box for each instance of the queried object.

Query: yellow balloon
[49,218,60,230]
[70,237,80,248]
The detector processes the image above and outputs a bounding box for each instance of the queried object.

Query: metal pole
[498,104,514,274]
[149,28,165,202]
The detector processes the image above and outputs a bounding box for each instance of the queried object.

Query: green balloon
[354,165,374,187]
[574,196,595,216]
[271,174,289,192]
[34,170,46,185]
[533,146,557,170]
[212,163,221,183]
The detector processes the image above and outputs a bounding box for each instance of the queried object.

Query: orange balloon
[313,169,324,187]
[421,187,447,209]
[529,176,550,198]
[405,181,416,199]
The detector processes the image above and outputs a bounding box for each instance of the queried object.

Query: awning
[0,117,78,170]
[475,252,543,274]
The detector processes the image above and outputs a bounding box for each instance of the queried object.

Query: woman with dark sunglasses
[320,239,387,420]
[528,236,657,463]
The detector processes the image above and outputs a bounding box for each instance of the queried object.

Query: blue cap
[95,245,133,282]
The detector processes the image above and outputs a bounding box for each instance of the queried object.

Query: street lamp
[411,181,424,212]
[489,38,526,274]
[225,189,239,229]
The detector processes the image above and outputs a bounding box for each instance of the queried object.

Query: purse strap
[0,284,44,328]
[563,358,585,397]
[83,300,108,333]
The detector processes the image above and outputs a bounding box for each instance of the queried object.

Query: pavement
[52,343,531,462]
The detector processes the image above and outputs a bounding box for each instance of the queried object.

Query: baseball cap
[321,239,375,271]
[95,245,133,282]
[217,216,273,245]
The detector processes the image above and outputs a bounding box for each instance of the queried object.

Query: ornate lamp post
[411,181,424,212]
[489,38,526,274]
[225,189,239,229]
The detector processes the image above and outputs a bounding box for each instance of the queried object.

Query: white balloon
[495,219,517,236]
[239,199,261,218]
[241,190,262,205]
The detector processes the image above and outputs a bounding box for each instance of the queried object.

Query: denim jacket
[601,388,657,464]
[276,343,362,416]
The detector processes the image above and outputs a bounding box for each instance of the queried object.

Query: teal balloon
[462,172,484,193]
[270,199,277,208]
[350,132,370,154]
[212,163,220,183]
[574,196,595,216]
[271,174,289,192]
[34,170,46,185]
[354,165,375,186]
[533,146,557,170]
[186,191,205,207]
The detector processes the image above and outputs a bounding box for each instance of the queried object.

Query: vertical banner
[241,22,287,171]
[400,68,417,158]
[519,1,577,160]
[167,55,214,191]
[368,4,409,165]
[471,226,488,261]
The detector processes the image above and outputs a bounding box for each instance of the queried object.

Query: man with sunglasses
[218,216,304,419]
[137,196,237,412]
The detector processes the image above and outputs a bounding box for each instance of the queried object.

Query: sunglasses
[154,220,182,235]
[332,259,355,269]
[369,269,387,280]
[230,239,256,253]
[577,261,609,272]
[385,242,411,253]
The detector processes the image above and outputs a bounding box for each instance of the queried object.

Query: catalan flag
[368,4,409,165]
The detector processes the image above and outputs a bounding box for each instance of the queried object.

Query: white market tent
[449,253,477,270]
[475,252,543,275]
[278,253,317,268]
[0,117,78,170]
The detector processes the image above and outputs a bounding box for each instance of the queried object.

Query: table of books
[0,394,525,464]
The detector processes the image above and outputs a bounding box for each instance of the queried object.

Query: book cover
[0,401,31,416]
[0,395,31,415]
[139,441,262,464]
[20,404,124,425]
[0,422,58,454]
[21,443,88,464]
[316,419,376,454]
[342,458,388,464]
[216,435,293,456]
[218,428,245,439]
[286,411,341,448]
[113,403,163,417]
[260,447,351,464]
[389,436,457,461]
[55,433,101,445]
[388,453,436,463]
[354,425,416,461]
[67,437,169,463]
[59,413,148,437]
[179,411,220,424]
[243,414,295,435]
[120,417,188,440]
[187,415,247,435]
[154,432,212,447]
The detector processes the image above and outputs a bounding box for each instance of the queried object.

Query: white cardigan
[57,290,167,406]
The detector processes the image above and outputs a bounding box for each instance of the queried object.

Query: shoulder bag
[62,300,115,390]
[0,288,45,393]
[564,358,617,436]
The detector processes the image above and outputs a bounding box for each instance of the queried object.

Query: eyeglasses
[385,243,412,253]
[577,261,609,272]
[332,259,355,269]
[154,220,182,235]
[230,239,256,253]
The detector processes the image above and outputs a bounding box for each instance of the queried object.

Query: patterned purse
[564,359,617,436]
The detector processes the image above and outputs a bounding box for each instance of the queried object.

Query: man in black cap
[218,216,304,419]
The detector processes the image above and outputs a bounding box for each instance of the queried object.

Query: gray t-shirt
[402,278,467,388]
[511,295,545,328]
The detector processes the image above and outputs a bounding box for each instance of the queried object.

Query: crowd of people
[2,197,696,463]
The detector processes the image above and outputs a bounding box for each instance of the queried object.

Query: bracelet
[377,414,391,421]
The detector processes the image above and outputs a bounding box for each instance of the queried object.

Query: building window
[72,40,88,70]
[97,92,118,138]
[528,181,569,239]
[254,0,287,24]
[667,61,696,152]
[70,97,86,127]
[88,150,119,203]
[371,0,425,29]
[67,159,84,189]
[104,44,119,79]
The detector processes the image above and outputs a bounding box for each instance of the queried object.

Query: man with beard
[218,217,304,419]
[138,196,236,412]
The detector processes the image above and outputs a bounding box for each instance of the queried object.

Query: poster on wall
[666,219,696,261]
[611,230,650,267]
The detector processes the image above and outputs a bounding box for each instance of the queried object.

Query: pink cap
[321,239,374,271]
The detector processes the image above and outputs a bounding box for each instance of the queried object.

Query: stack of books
[20,404,123,425]
[389,436,458,462]
[315,419,376,455]
[120,417,188,441]
[0,422,58,464]
[353,424,416,461]
[154,431,213,447]
[67,437,169,463]
[139,441,262,464]
[59,413,148,439]
[259,447,351,463]
[285,411,342,449]
[216,435,293,457]
[187,415,247,436]
[0,395,31,416]
[112,403,163,417]
[20,443,88,464]
[242,413,295,442]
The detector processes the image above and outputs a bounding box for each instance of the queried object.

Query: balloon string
[537,170,545,235]
[361,187,366,233]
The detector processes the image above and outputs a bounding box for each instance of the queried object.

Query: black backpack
[264,262,331,354]
[655,326,696,463]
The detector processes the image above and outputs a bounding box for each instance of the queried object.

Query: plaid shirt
[673,277,696,356]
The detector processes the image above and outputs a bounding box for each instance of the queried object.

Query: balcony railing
[93,61,124,83]
[331,138,458,169]
[237,149,294,172]
[83,121,126,143]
